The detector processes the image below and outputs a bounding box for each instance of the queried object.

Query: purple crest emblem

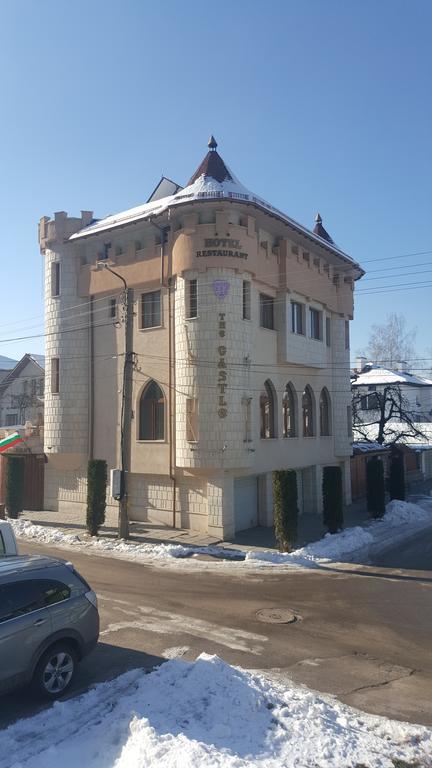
[213,280,230,300]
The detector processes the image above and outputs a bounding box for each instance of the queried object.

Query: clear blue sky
[1,0,431,368]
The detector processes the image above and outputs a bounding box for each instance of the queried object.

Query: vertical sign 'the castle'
[217,314,227,418]
[213,280,230,419]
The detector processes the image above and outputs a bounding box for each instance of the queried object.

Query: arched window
[302,386,314,437]
[139,380,165,440]
[283,383,296,438]
[319,388,331,436]
[260,380,276,438]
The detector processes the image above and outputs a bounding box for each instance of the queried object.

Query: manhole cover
[256,608,298,624]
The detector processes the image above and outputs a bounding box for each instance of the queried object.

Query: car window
[0,533,5,556]
[42,580,71,606]
[0,581,44,623]
[0,579,71,623]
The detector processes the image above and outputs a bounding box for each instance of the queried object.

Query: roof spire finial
[315,212,322,224]
[208,135,218,151]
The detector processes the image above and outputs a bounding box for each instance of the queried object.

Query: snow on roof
[352,441,389,454]
[69,140,362,272]
[29,354,45,369]
[352,366,432,387]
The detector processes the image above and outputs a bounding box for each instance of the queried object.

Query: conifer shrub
[389,447,406,501]
[5,457,24,519]
[322,466,344,534]
[86,459,107,536]
[273,469,298,552]
[366,456,386,518]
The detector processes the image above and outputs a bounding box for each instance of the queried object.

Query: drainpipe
[168,276,176,528]
[149,215,176,528]
[88,296,95,460]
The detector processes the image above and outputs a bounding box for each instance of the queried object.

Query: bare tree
[352,383,428,445]
[366,313,416,368]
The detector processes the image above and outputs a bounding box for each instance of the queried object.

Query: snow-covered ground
[9,498,432,571]
[2,654,431,768]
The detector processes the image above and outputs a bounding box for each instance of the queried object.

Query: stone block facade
[39,142,362,538]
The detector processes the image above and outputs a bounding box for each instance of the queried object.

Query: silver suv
[0,555,99,699]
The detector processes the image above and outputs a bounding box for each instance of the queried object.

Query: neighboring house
[0,354,45,428]
[39,137,363,538]
[351,360,432,486]
[352,359,432,425]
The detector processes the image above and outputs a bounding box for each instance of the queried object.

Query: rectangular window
[141,290,161,329]
[361,386,379,411]
[186,398,198,441]
[291,301,304,334]
[51,358,59,394]
[310,308,322,340]
[38,378,45,397]
[347,405,353,437]
[186,279,198,319]
[259,293,274,330]
[242,281,251,320]
[51,262,60,297]
[31,379,37,396]
[345,320,350,349]
[326,317,331,347]
[5,414,18,426]
[109,298,117,319]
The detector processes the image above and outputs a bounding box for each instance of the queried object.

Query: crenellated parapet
[39,210,94,253]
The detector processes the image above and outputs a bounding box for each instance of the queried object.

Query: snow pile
[10,498,432,571]
[382,497,432,526]
[2,654,431,768]
[247,498,432,566]
[246,525,375,566]
[9,518,241,562]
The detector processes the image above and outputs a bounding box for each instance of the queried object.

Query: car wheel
[31,643,77,699]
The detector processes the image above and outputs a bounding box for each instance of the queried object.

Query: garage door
[234,476,258,532]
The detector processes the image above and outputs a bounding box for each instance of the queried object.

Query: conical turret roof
[69,138,362,275]
[313,213,334,244]
[188,136,234,185]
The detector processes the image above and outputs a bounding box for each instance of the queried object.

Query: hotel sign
[197,238,248,260]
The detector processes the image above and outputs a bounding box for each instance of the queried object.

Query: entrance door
[234,476,258,532]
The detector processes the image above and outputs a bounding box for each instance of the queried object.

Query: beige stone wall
[42,200,359,532]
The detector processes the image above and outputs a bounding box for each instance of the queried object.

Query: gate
[0,454,44,511]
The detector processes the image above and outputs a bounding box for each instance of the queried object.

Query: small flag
[0,432,24,454]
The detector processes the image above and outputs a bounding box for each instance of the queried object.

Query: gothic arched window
[139,380,165,440]
[319,388,331,436]
[260,380,276,438]
[302,386,314,437]
[282,383,297,438]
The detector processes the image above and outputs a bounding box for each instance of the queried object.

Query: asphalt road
[1,539,432,729]
[371,528,432,570]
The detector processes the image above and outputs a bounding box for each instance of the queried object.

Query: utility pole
[119,285,133,539]
[98,262,132,539]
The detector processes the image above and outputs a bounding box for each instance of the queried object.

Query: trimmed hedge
[322,466,343,534]
[389,447,405,501]
[5,457,25,519]
[366,456,386,518]
[86,459,107,536]
[273,470,298,552]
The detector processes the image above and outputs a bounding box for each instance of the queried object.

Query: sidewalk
[18,496,381,554]
[18,477,432,554]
